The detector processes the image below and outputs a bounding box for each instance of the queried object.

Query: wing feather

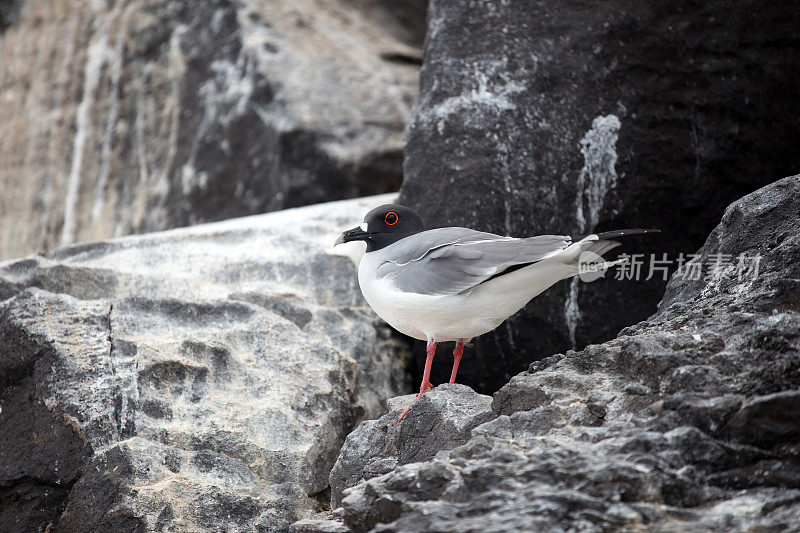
[376,228,571,296]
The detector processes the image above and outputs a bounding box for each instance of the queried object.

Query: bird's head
[335,204,425,252]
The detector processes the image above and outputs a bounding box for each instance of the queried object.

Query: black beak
[334,225,370,246]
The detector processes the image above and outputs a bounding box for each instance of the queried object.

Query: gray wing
[375,227,571,295]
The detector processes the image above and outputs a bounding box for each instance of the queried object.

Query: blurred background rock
[0,0,425,260]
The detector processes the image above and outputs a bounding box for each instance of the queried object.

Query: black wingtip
[573,228,661,240]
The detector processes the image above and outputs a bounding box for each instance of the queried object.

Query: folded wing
[376,227,571,296]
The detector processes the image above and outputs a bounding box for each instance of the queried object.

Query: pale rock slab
[0,194,410,531]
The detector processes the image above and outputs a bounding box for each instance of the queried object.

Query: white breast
[358,251,425,340]
[357,250,501,342]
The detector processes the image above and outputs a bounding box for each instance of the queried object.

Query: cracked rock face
[329,384,494,508]
[0,195,410,532]
[399,0,800,392]
[311,175,800,532]
[0,0,422,260]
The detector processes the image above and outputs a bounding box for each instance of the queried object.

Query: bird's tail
[574,228,661,241]
[562,228,660,279]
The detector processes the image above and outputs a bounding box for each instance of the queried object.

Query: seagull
[335,204,659,421]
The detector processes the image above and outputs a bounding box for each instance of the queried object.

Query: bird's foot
[397,385,432,423]
[397,397,417,422]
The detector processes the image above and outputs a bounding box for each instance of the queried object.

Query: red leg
[398,339,436,422]
[449,339,464,384]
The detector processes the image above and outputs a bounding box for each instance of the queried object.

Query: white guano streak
[91,5,132,227]
[60,10,115,246]
[565,114,622,348]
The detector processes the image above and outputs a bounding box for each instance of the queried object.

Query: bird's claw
[397,403,413,423]
[397,384,434,423]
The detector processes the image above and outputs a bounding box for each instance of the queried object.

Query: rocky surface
[307,175,800,531]
[0,194,412,532]
[0,0,423,261]
[329,384,493,508]
[399,0,800,392]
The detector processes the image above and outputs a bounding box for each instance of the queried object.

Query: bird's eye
[385,212,399,226]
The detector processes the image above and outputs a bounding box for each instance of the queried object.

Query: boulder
[318,175,800,531]
[0,194,411,531]
[399,0,800,392]
[0,0,423,260]
[329,384,494,508]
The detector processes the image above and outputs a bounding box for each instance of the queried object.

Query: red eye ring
[385,211,399,226]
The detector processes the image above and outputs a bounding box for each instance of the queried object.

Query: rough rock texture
[311,175,800,531]
[329,384,493,508]
[399,0,800,392]
[289,515,350,533]
[0,0,422,260]
[0,194,411,532]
